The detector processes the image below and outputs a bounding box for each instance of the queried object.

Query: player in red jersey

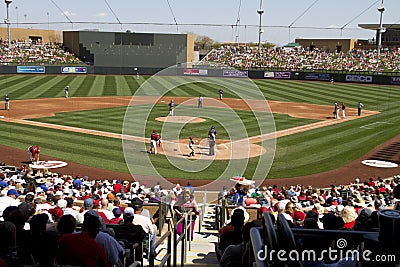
[149,130,158,154]
[28,145,40,164]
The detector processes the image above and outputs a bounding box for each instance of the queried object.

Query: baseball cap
[124,207,135,216]
[57,199,67,209]
[7,189,20,197]
[50,207,64,219]
[293,211,306,221]
[113,207,122,217]
[83,198,94,207]
[0,180,8,188]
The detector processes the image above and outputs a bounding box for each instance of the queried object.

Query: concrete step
[153,205,220,266]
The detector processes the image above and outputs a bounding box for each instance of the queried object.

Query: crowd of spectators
[217,176,400,267]
[0,161,198,266]
[0,39,82,65]
[199,44,400,73]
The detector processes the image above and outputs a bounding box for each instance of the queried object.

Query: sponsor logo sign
[61,66,87,73]
[361,160,398,168]
[183,69,208,75]
[305,73,331,81]
[345,75,372,83]
[264,72,275,78]
[29,160,68,170]
[17,66,45,73]
[391,77,400,85]
[223,69,248,77]
[274,72,291,79]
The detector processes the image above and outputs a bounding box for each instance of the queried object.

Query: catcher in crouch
[28,145,40,164]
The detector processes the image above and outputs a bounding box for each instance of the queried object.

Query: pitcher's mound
[156,116,205,123]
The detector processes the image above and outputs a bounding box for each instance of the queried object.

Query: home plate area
[158,138,266,160]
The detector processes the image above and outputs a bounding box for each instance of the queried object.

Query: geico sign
[345,75,373,83]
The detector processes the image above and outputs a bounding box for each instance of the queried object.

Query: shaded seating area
[248,210,400,267]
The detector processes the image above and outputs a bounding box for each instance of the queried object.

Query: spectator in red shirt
[58,213,109,267]
[341,206,358,229]
[113,180,122,194]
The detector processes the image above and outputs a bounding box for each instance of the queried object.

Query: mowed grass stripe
[333,82,400,100]
[266,80,352,104]
[115,76,131,96]
[88,75,106,96]
[268,119,392,178]
[260,80,398,108]
[282,82,362,104]
[37,76,75,98]
[74,75,95,97]
[18,76,62,99]
[123,76,141,95]
[3,76,44,100]
[260,81,313,103]
[103,76,117,96]
[208,77,264,99]
[68,76,87,97]
[0,75,34,95]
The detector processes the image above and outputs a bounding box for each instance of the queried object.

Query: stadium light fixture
[377,0,384,59]
[5,0,12,46]
[15,5,18,28]
[257,0,264,53]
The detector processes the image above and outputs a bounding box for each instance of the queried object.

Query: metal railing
[149,218,172,267]
[173,210,193,267]
[198,191,207,233]
[249,227,267,267]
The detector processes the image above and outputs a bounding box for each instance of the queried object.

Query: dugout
[63,30,194,69]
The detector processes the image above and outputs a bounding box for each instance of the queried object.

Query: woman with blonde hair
[341,206,358,229]
[174,188,199,239]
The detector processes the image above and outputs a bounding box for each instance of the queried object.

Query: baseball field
[0,74,399,187]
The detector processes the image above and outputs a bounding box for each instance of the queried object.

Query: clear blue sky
[2,0,398,45]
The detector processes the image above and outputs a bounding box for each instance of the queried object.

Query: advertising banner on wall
[264,72,275,78]
[274,72,291,79]
[345,75,373,83]
[223,69,248,77]
[17,66,45,73]
[305,73,331,81]
[61,67,88,74]
[391,77,400,85]
[183,69,208,76]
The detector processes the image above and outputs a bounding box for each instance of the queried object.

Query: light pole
[377,0,384,59]
[15,5,18,28]
[5,0,12,46]
[257,0,264,53]
[47,12,49,30]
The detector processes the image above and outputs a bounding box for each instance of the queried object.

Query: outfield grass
[1,75,400,179]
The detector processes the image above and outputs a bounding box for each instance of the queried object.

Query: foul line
[360,121,393,129]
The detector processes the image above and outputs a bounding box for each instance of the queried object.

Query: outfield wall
[0,65,399,85]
